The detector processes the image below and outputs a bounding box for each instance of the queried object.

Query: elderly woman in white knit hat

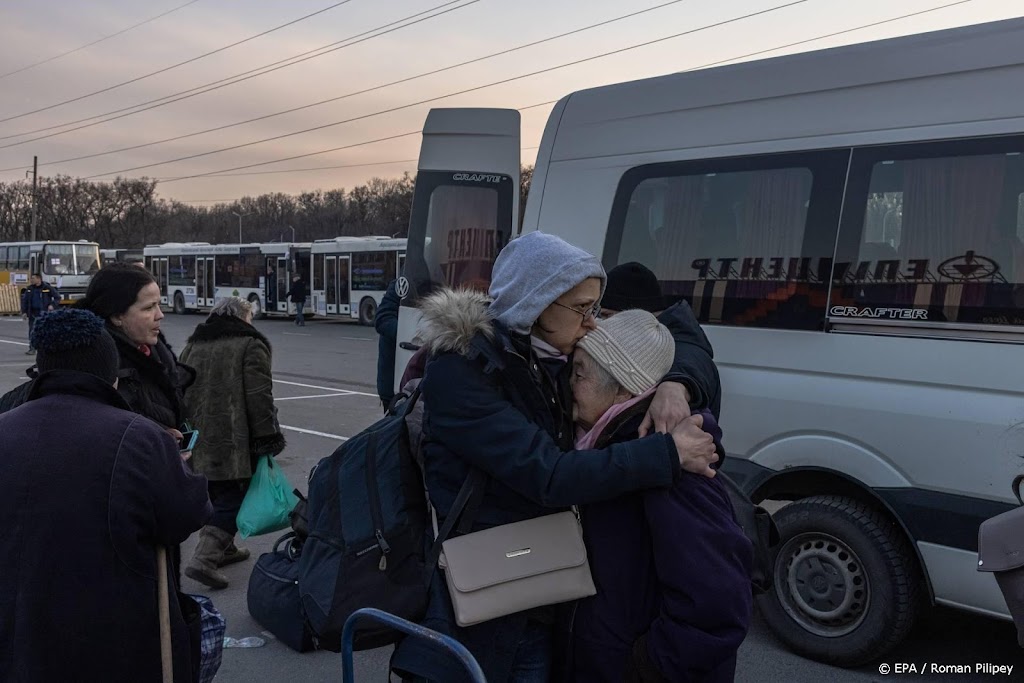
[569,309,754,683]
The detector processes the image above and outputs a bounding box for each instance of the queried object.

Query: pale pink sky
[0,0,1020,205]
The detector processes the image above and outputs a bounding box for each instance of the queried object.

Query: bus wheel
[757,495,922,668]
[248,294,265,319]
[173,292,186,315]
[358,297,377,326]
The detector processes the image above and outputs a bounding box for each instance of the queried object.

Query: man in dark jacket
[374,278,401,408]
[20,273,59,354]
[284,274,307,326]
[0,309,212,683]
[601,262,722,420]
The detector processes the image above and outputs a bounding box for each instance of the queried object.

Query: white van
[394,17,1024,666]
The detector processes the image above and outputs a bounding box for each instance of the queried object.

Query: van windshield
[403,171,515,301]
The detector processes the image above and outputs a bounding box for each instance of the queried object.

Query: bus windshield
[43,244,100,275]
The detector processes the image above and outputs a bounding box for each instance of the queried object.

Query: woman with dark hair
[78,262,195,436]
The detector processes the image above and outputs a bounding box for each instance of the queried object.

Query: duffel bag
[247,532,315,652]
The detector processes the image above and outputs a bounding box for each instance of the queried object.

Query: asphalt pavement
[0,311,1020,682]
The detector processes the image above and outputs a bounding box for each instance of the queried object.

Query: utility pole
[28,156,38,241]
[232,211,243,244]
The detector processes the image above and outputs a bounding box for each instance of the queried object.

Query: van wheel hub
[778,532,869,638]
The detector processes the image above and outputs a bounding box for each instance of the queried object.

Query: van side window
[605,151,848,329]
[834,140,1024,327]
[404,171,515,301]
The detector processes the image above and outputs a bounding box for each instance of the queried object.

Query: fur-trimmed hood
[417,288,495,357]
[186,313,271,352]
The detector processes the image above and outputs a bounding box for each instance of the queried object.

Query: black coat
[285,279,307,302]
[391,289,679,683]
[0,370,212,683]
[109,326,195,430]
[374,279,401,407]
[659,301,721,419]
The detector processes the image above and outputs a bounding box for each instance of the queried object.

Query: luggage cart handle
[341,608,486,682]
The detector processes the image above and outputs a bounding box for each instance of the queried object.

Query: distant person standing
[374,278,401,409]
[20,274,59,355]
[284,274,307,327]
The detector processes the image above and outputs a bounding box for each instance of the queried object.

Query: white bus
[0,239,101,303]
[310,236,406,325]
[144,242,312,318]
[99,248,144,265]
[395,19,1024,668]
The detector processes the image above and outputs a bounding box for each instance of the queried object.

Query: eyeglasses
[551,300,601,322]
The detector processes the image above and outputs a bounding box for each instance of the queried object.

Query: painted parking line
[275,393,354,401]
[273,378,377,398]
[0,339,29,347]
[280,424,349,441]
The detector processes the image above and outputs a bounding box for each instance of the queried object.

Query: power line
[679,0,976,73]
[0,0,358,124]
[0,0,474,145]
[88,0,811,181]
[0,0,203,81]
[2,0,682,169]
[153,0,978,186]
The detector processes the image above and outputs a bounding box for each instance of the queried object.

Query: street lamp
[287,224,296,242]
[232,211,244,244]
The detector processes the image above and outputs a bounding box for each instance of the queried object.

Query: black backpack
[296,389,478,651]
[718,472,780,595]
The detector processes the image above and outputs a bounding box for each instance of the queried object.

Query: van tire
[757,495,922,668]
[173,292,186,315]
[358,297,376,326]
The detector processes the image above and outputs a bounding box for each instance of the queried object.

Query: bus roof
[311,236,407,254]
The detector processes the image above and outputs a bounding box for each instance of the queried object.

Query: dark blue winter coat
[659,301,721,420]
[570,400,754,683]
[390,289,680,683]
[0,370,212,683]
[374,279,401,408]
[20,283,60,315]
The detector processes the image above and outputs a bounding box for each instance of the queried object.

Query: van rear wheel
[757,495,922,668]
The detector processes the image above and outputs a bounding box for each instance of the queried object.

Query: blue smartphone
[179,429,199,452]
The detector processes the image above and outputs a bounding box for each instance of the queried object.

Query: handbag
[247,532,316,653]
[237,455,299,538]
[978,474,1024,648]
[438,509,596,627]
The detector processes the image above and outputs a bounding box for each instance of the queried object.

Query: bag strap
[424,468,487,587]
[1014,474,1024,506]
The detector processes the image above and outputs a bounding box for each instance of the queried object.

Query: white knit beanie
[577,309,674,396]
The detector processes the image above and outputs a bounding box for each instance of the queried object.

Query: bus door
[274,257,288,312]
[152,258,169,303]
[197,257,215,307]
[338,256,350,316]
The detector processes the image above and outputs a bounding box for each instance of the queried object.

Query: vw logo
[395,276,410,299]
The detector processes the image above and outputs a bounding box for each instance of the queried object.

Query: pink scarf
[575,386,656,450]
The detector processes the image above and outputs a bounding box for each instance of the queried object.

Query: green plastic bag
[236,455,299,539]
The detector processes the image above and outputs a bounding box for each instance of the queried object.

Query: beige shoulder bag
[430,470,596,627]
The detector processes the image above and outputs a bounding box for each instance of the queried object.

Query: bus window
[352,251,394,291]
[169,256,197,286]
[43,244,74,275]
[404,171,515,300]
[834,138,1024,327]
[16,246,29,270]
[75,244,100,274]
[605,150,849,329]
[0,246,8,271]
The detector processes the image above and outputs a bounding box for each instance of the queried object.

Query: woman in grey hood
[391,232,718,683]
